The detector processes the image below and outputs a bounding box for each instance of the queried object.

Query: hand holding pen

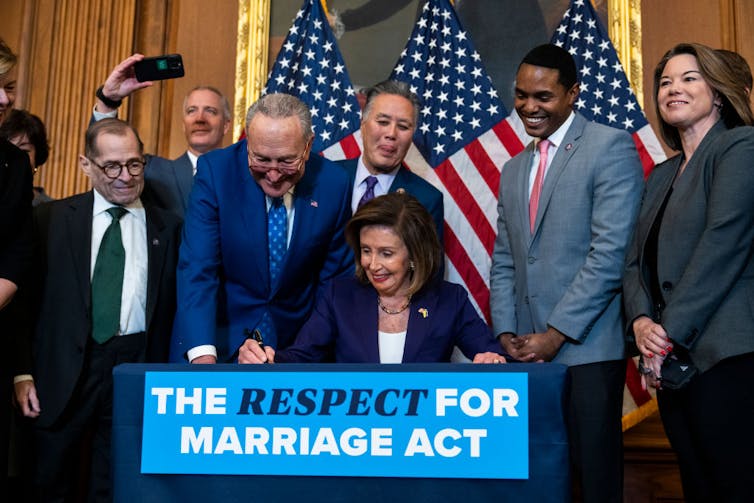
[238,328,276,364]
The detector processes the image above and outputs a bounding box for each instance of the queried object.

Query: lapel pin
[396,188,406,194]
[418,308,428,318]
[310,200,318,207]
[565,143,573,151]
[152,238,160,246]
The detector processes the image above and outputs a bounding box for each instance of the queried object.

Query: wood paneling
[22,0,137,199]
[164,0,238,159]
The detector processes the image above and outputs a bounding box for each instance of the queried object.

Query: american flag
[264,0,362,157]
[389,0,526,321]
[551,0,666,430]
[551,0,666,176]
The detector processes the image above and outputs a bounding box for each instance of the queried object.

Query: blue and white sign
[141,371,528,479]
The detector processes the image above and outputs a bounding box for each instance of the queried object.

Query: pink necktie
[529,139,550,234]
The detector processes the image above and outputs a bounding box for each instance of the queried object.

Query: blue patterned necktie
[91,206,128,344]
[258,197,287,348]
[357,176,378,209]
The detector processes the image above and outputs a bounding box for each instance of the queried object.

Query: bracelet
[96,86,123,109]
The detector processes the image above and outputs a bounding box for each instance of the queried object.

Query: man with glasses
[13,118,181,501]
[92,54,232,217]
[170,93,352,363]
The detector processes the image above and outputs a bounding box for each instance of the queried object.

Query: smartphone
[134,54,185,82]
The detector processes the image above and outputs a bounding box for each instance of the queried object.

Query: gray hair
[362,80,420,126]
[184,86,231,121]
[245,93,313,141]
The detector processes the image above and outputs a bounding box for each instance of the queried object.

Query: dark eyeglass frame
[88,157,146,179]
[247,140,311,176]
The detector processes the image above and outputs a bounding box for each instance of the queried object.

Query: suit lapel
[531,115,585,238]
[236,143,270,287]
[280,164,320,294]
[388,164,411,193]
[145,205,169,329]
[352,284,381,361]
[174,153,194,212]
[401,288,438,362]
[65,192,94,312]
[516,145,535,244]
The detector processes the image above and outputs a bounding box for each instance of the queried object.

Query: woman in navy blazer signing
[623,43,754,502]
[239,192,507,364]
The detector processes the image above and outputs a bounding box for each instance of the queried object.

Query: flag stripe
[443,223,491,322]
[435,159,497,254]
[631,133,656,178]
[625,358,653,407]
[492,119,527,160]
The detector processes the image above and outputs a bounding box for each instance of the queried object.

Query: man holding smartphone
[92,54,231,218]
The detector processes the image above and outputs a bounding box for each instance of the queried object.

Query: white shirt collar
[92,188,144,216]
[538,111,575,150]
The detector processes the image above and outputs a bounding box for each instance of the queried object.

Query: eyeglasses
[89,158,146,179]
[247,145,308,176]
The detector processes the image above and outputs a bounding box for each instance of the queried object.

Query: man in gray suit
[489,44,643,502]
[93,54,231,217]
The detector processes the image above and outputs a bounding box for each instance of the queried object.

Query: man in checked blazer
[489,44,643,502]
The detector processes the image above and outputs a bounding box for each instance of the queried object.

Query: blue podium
[113,363,569,502]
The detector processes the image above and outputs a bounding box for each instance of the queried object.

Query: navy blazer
[276,276,503,363]
[170,140,353,361]
[338,158,444,246]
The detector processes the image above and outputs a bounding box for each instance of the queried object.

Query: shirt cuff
[92,106,118,121]
[13,374,33,384]
[186,345,217,363]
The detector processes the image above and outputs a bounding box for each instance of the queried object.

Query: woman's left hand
[472,352,507,364]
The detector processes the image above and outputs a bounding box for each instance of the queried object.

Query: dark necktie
[258,197,287,348]
[357,176,378,209]
[91,206,128,344]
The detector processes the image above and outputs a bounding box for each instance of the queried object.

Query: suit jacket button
[527,257,535,264]
[662,281,673,291]
[524,296,529,304]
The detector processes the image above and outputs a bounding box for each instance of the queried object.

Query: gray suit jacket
[490,113,643,366]
[623,122,754,373]
[143,152,194,218]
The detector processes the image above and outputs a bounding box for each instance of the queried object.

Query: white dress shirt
[351,157,400,214]
[91,189,148,336]
[528,112,576,196]
[378,330,407,364]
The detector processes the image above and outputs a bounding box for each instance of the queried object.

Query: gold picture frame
[233,0,643,139]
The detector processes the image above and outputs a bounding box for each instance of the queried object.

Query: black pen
[244,328,267,362]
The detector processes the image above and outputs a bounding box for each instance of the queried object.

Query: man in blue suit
[489,45,643,502]
[170,93,353,363]
[338,80,444,245]
[93,54,231,217]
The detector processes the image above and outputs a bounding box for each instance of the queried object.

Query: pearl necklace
[378,296,411,315]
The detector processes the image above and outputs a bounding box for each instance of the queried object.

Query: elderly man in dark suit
[338,80,444,245]
[92,54,231,217]
[489,44,643,502]
[14,119,181,502]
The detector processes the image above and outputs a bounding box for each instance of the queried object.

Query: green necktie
[91,206,128,344]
